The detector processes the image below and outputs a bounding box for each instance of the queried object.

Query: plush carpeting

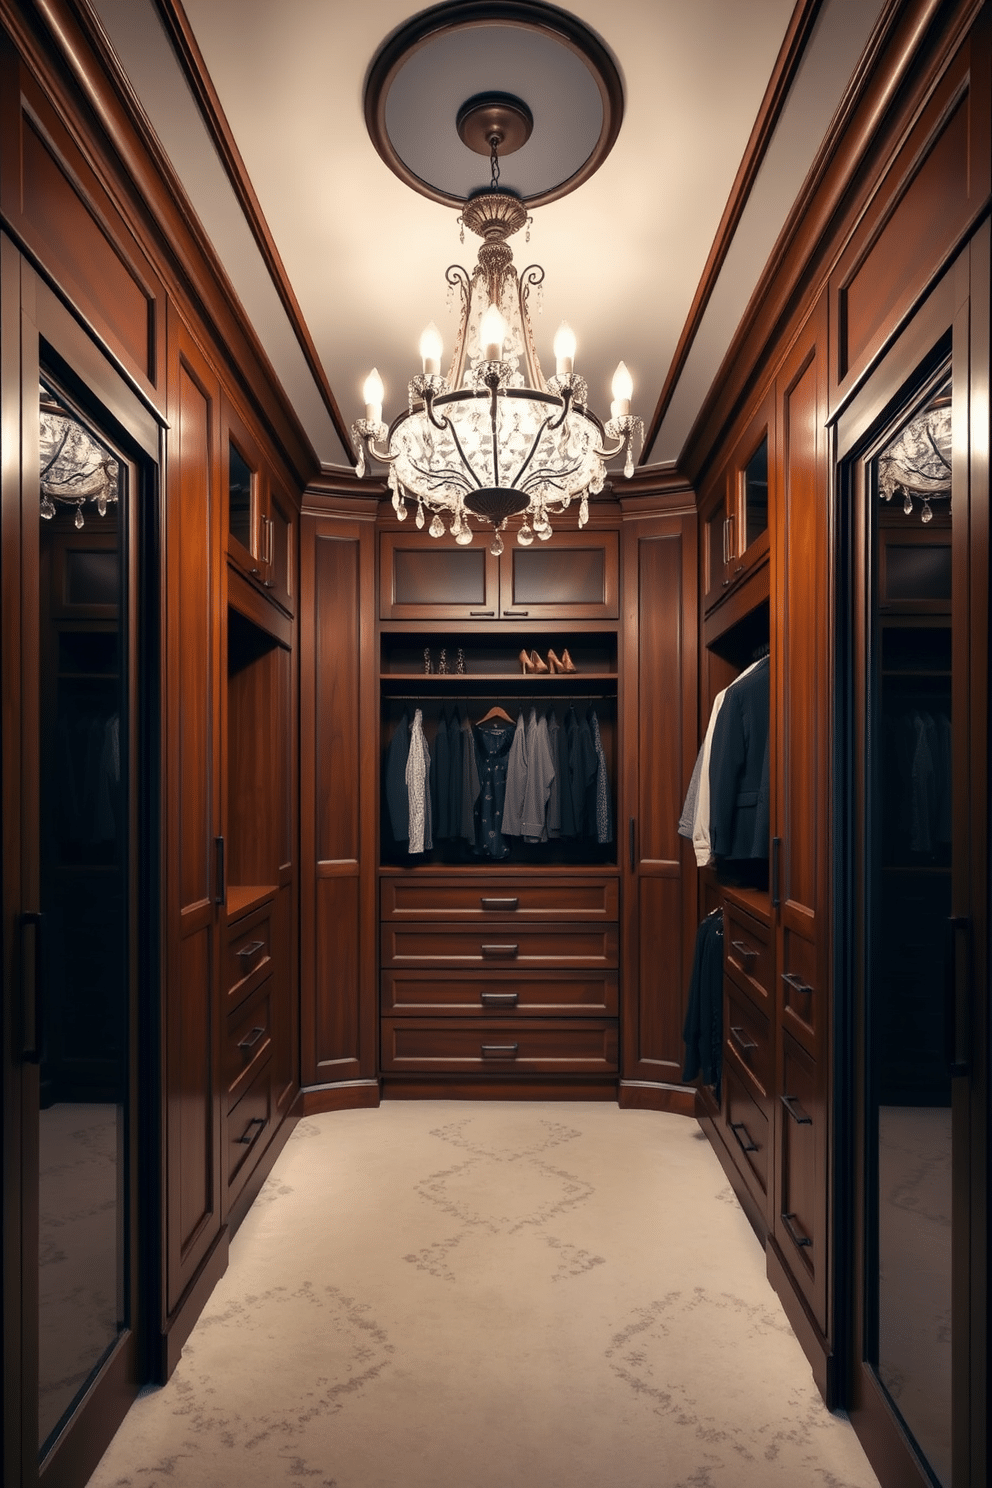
[87,1103,880,1488]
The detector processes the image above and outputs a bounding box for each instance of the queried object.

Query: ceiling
[87,0,886,474]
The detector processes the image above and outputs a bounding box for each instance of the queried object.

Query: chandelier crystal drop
[353,179,642,556]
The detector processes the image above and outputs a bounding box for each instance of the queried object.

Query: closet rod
[385,692,616,702]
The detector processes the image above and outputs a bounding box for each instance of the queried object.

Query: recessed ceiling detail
[364,0,624,207]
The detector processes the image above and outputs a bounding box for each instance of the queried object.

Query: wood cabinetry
[701,396,771,613]
[223,395,296,616]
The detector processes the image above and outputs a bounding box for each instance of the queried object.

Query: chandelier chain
[489,133,500,190]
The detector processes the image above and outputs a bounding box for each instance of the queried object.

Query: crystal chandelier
[877,382,951,524]
[353,105,642,557]
[39,390,119,528]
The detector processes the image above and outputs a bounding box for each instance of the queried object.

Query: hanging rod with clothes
[385,692,616,702]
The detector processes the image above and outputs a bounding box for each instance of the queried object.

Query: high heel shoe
[530,649,549,673]
[546,649,565,673]
[519,649,535,674]
[560,648,577,673]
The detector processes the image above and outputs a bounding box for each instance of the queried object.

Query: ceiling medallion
[355,4,638,555]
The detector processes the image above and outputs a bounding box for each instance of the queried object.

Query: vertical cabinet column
[620,509,698,1107]
[299,508,378,1106]
[162,311,225,1340]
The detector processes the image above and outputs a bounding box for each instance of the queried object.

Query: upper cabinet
[223,396,296,616]
[701,395,772,614]
[380,528,619,621]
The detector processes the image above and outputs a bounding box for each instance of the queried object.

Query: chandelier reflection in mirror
[39,386,119,528]
[353,176,642,555]
[878,377,951,524]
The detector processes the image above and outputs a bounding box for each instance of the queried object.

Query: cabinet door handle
[469,609,495,617]
[19,911,44,1064]
[215,836,226,906]
[781,971,813,997]
[238,1025,266,1051]
[236,939,266,962]
[730,1119,758,1153]
[502,609,529,617]
[729,1025,757,1055]
[481,1043,519,1059]
[480,991,519,1007]
[235,1115,267,1144]
[481,943,519,958]
[781,1211,812,1249]
[480,897,519,911]
[730,938,759,960]
[780,1093,812,1125]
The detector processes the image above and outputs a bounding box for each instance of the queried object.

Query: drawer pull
[238,1025,266,1051]
[729,1119,759,1153]
[729,1025,757,1055]
[781,1211,812,1249]
[235,1115,266,1145]
[780,1093,812,1125]
[731,938,759,960]
[481,1043,519,1059]
[236,939,266,962]
[469,609,495,617]
[502,609,529,617]
[481,943,518,958]
[480,991,519,1007]
[781,971,813,996]
[480,897,519,911]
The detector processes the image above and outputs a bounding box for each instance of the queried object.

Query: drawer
[780,926,820,1054]
[226,904,273,1007]
[225,979,273,1108]
[380,877,619,921]
[380,1018,618,1074]
[775,1032,826,1327]
[382,970,619,1017]
[227,1058,272,1190]
[723,1062,769,1199]
[381,922,619,970]
[724,901,773,1006]
[724,976,772,1099]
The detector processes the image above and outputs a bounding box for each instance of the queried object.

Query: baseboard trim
[618,1081,697,1115]
[381,1077,617,1101]
[766,1237,835,1406]
[301,1079,381,1114]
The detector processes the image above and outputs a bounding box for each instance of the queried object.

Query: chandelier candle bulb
[480,303,508,363]
[553,321,576,376]
[419,323,443,376]
[363,368,384,424]
[611,361,633,416]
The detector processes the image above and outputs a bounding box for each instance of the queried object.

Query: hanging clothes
[708,656,770,863]
[405,708,432,854]
[501,711,528,838]
[682,910,724,1097]
[545,707,562,837]
[431,709,451,838]
[587,708,613,845]
[385,708,410,845]
[557,707,576,837]
[472,719,514,859]
[520,707,556,843]
[459,708,481,844]
[447,709,463,838]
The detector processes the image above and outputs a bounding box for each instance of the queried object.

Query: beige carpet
[87,1103,880,1488]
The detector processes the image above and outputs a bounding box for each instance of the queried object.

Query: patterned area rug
[87,1103,880,1488]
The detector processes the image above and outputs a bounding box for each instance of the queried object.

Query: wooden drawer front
[381,922,619,970]
[724,902,772,1006]
[780,926,819,1053]
[380,877,619,922]
[723,1063,769,1199]
[225,980,273,1107]
[725,978,771,1099]
[382,970,618,1017]
[776,1034,826,1329]
[227,904,273,1006]
[227,1060,272,1190]
[381,1018,618,1073]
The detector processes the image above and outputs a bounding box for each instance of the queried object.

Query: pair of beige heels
[518,648,576,674]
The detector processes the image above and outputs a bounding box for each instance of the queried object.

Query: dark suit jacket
[708,657,770,861]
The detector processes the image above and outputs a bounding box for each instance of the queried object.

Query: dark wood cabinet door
[222,394,265,587]
[164,312,224,1317]
[300,515,377,1090]
[379,529,500,619]
[620,511,697,1097]
[264,479,296,616]
[701,480,731,612]
[499,530,619,619]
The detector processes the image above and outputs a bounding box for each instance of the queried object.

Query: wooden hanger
[476,702,514,725]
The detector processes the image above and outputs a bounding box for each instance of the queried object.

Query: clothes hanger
[476,701,514,725]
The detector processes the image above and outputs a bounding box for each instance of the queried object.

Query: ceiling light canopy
[355,6,638,555]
